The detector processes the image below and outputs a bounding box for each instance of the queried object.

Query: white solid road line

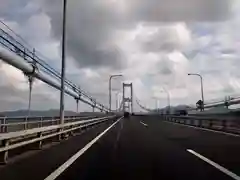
[140,121,148,127]
[114,119,124,150]
[44,117,123,180]
[165,121,240,138]
[187,149,240,180]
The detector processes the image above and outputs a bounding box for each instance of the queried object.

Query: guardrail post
[69,125,74,136]
[72,116,76,123]
[3,117,7,133]
[52,117,54,125]
[40,117,43,127]
[189,119,192,125]
[0,139,9,164]
[24,117,28,130]
[0,118,3,133]
[31,132,43,149]
[209,120,213,128]
[222,120,226,131]
[37,132,43,149]
[198,119,202,127]
[58,128,65,141]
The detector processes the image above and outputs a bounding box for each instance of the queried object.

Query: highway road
[0,115,240,180]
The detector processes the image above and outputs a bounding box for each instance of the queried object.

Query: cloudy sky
[0,0,240,112]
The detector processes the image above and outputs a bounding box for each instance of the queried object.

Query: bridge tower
[122,83,133,113]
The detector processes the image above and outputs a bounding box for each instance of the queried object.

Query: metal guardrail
[0,115,119,164]
[163,115,240,134]
[0,115,98,133]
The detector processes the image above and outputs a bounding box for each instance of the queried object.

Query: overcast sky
[0,0,240,112]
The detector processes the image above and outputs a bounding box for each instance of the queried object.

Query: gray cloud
[41,0,128,70]
[0,0,41,23]
[0,0,236,112]
[155,58,174,75]
[160,67,172,75]
[41,0,231,70]
[223,85,235,94]
[220,48,236,55]
[144,57,174,78]
[129,0,230,22]
[136,25,185,52]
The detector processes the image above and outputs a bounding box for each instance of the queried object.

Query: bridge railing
[0,115,100,133]
[164,115,240,134]
[0,115,119,164]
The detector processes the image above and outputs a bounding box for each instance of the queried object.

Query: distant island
[0,109,105,117]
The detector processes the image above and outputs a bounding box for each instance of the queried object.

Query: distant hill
[174,105,191,110]
[0,109,78,117]
[157,105,190,113]
[0,109,107,117]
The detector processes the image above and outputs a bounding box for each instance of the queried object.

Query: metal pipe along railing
[0,47,106,111]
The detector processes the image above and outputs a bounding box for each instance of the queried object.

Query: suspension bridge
[0,20,240,180]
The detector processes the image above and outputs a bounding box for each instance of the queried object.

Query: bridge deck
[0,116,239,180]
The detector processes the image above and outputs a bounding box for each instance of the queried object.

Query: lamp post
[60,0,67,125]
[115,91,121,111]
[161,88,170,114]
[188,73,204,110]
[109,74,123,111]
[151,97,159,113]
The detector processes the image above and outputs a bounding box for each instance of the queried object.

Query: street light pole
[27,76,33,117]
[161,88,170,114]
[155,99,158,112]
[151,97,158,113]
[76,99,79,113]
[60,0,67,125]
[188,73,204,110]
[115,92,120,111]
[109,74,123,111]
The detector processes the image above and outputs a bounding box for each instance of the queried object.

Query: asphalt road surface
[0,115,240,180]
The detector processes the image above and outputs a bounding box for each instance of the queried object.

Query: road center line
[164,121,240,137]
[44,116,123,180]
[140,121,148,127]
[114,120,124,150]
[187,149,240,180]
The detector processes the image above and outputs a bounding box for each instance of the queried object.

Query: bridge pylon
[122,83,133,113]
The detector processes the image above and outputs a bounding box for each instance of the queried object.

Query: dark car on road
[124,112,130,118]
